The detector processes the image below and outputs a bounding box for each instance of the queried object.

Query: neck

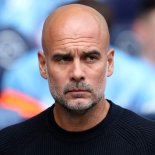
[53,99,110,132]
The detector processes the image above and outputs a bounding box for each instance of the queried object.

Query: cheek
[47,67,69,94]
[47,69,61,89]
[89,64,107,89]
[97,70,107,88]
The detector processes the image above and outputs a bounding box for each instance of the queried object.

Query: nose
[70,59,85,82]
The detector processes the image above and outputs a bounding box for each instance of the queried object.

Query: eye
[82,50,101,63]
[53,55,72,64]
[85,54,99,62]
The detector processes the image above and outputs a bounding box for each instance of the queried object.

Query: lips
[67,89,88,93]
[65,89,90,94]
[64,82,92,95]
[65,89,90,98]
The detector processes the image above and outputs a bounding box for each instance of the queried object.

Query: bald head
[42,4,110,54]
[38,4,114,116]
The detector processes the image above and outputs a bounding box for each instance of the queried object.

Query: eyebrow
[52,53,72,60]
[82,50,101,57]
[51,50,101,60]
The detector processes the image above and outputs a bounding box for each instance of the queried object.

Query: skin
[38,4,114,132]
[133,9,155,66]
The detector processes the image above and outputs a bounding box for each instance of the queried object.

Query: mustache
[63,82,93,94]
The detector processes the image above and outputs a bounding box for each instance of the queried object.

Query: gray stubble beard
[49,81,103,115]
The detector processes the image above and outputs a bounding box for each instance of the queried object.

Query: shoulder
[115,104,155,153]
[0,107,51,154]
[115,103,155,134]
[121,106,155,130]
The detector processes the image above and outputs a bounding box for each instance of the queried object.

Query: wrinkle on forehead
[45,36,102,54]
[47,36,101,46]
[42,4,109,54]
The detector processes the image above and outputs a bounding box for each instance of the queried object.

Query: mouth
[65,89,90,95]
[66,90,90,99]
[67,89,88,93]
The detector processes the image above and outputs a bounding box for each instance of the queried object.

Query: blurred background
[1,0,155,129]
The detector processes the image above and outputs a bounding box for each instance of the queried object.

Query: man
[0,4,155,155]
[132,0,155,67]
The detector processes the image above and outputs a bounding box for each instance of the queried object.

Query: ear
[38,51,47,79]
[107,48,114,77]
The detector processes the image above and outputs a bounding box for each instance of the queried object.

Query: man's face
[39,12,114,114]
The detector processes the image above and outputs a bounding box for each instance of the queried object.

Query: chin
[64,99,97,114]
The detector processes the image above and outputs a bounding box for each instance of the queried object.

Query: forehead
[49,15,101,40]
[42,5,109,53]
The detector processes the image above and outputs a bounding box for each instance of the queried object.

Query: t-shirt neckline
[46,100,123,143]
